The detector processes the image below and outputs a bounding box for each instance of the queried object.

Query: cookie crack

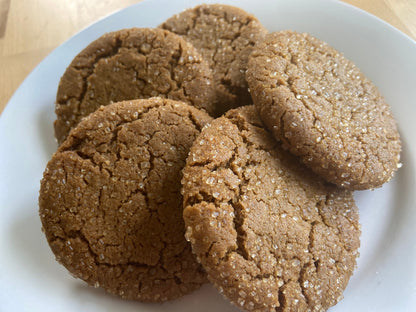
[315,197,351,258]
[232,201,250,261]
[223,140,251,262]
[222,118,283,267]
[186,109,204,132]
[227,112,279,152]
[298,221,319,307]
[168,41,183,95]
[61,36,124,107]
[205,241,217,262]
[316,195,333,230]
[191,6,203,33]
[278,109,288,145]
[59,227,104,268]
[276,288,284,312]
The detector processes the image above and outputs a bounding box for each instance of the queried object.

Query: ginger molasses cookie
[182,106,360,311]
[55,27,217,144]
[160,4,267,115]
[246,31,401,190]
[40,98,212,301]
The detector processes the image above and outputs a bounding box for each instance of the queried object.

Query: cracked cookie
[54,27,217,144]
[246,31,401,190]
[160,4,267,115]
[182,106,360,311]
[39,98,212,301]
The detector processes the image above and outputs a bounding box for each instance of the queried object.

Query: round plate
[0,0,415,311]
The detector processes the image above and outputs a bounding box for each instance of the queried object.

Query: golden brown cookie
[40,98,212,301]
[246,31,401,190]
[182,106,360,311]
[160,4,267,115]
[55,27,217,144]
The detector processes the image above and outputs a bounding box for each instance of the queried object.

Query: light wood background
[1,0,415,115]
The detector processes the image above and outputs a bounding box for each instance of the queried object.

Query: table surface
[1,0,415,115]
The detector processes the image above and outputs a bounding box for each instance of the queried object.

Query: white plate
[1,0,415,311]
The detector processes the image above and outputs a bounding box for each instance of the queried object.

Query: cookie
[246,31,401,190]
[55,27,217,144]
[160,4,267,115]
[39,98,212,301]
[182,106,360,311]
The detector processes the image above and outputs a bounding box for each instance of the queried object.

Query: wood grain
[0,0,11,38]
[385,0,416,38]
[1,0,415,114]
[0,0,139,112]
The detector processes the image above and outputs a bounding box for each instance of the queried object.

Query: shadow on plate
[9,208,64,281]
[38,103,58,159]
[351,137,415,284]
[70,282,238,312]
[9,208,238,312]
[9,206,70,287]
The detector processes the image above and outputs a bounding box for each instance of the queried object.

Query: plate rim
[1,0,415,311]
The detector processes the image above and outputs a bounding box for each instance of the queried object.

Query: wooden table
[1,0,415,115]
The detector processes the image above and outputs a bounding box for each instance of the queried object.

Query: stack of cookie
[38,3,401,312]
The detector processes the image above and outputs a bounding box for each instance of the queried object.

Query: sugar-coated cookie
[182,106,360,311]
[40,98,212,301]
[161,4,267,115]
[246,31,401,190]
[55,28,216,144]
